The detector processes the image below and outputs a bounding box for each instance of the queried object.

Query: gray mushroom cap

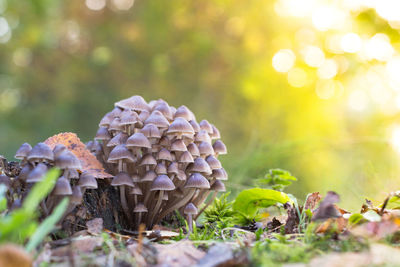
[55,151,82,170]
[211,180,226,192]
[27,143,54,162]
[78,172,98,189]
[108,144,135,163]
[184,203,198,215]
[189,158,212,175]
[185,173,210,189]
[15,143,32,160]
[134,203,148,213]
[111,172,135,187]
[115,95,149,112]
[150,175,175,191]
[95,127,111,141]
[167,117,194,136]
[213,140,227,155]
[26,163,48,183]
[53,176,73,195]
[126,132,151,149]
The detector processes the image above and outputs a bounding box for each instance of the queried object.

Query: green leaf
[233,188,292,218]
[348,213,364,225]
[26,197,69,252]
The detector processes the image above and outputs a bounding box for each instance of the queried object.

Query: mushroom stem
[187,214,193,234]
[148,191,164,227]
[137,212,142,226]
[194,191,217,221]
[119,186,131,221]
[155,189,195,224]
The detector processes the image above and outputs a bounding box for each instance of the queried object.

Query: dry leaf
[304,192,322,210]
[44,132,112,178]
[154,240,205,267]
[86,218,103,236]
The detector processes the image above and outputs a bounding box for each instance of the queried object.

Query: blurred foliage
[1,0,400,209]
[0,169,68,251]
[256,168,297,191]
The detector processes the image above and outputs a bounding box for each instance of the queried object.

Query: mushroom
[148,174,175,226]
[195,180,226,220]
[111,172,135,221]
[184,203,198,234]
[213,140,227,156]
[134,203,148,226]
[14,143,32,164]
[27,143,54,165]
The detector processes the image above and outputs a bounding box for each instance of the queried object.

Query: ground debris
[194,243,248,267]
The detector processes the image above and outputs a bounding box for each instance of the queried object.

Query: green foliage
[0,168,68,251]
[232,188,292,222]
[204,193,235,229]
[252,222,368,266]
[257,169,297,191]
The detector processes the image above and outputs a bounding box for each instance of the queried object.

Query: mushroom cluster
[3,142,97,218]
[87,95,228,229]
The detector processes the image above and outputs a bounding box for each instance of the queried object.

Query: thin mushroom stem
[148,190,164,227]
[118,160,131,222]
[194,191,217,221]
[187,214,193,234]
[155,189,196,224]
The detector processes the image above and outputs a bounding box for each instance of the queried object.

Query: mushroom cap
[211,180,226,192]
[153,101,173,121]
[108,144,135,163]
[198,141,214,156]
[170,139,187,152]
[141,170,157,182]
[111,172,135,187]
[15,143,32,160]
[187,143,200,157]
[138,110,150,121]
[132,174,140,182]
[27,143,54,162]
[205,155,222,170]
[53,176,73,195]
[126,133,151,149]
[99,112,113,127]
[199,120,213,134]
[157,148,173,162]
[144,110,169,129]
[184,203,198,215]
[167,162,179,175]
[139,154,157,166]
[167,117,194,136]
[119,111,140,126]
[55,151,82,170]
[134,203,148,213]
[140,123,161,139]
[155,162,168,175]
[195,130,211,144]
[212,168,228,180]
[115,95,150,112]
[70,186,83,204]
[210,125,221,140]
[213,140,227,155]
[185,173,210,189]
[174,105,193,121]
[129,186,143,195]
[150,175,175,191]
[107,132,128,147]
[95,127,111,141]
[17,165,32,181]
[26,163,48,183]
[0,175,11,187]
[53,144,68,158]
[110,107,122,117]
[189,120,200,133]
[78,172,98,189]
[109,118,123,132]
[189,158,212,175]
[178,151,194,164]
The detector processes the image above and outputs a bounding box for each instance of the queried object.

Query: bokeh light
[272,49,296,73]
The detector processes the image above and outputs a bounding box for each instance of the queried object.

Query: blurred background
[1,0,400,210]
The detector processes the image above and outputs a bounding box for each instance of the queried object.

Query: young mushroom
[184,203,198,234]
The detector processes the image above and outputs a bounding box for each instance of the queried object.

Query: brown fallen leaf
[154,240,206,267]
[86,218,103,236]
[304,192,322,211]
[44,132,112,178]
[0,244,32,267]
